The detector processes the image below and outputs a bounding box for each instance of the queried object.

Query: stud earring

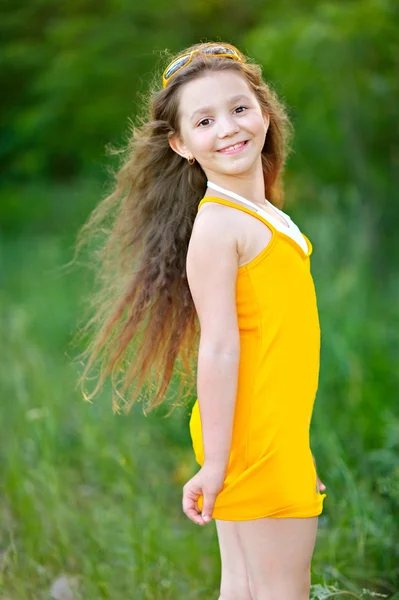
[187,156,195,165]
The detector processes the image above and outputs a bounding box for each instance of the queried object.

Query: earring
[187,156,195,165]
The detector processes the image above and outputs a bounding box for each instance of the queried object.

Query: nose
[217,114,240,138]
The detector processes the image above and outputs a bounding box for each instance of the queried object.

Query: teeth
[221,141,245,152]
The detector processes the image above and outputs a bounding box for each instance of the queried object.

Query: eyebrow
[189,94,252,122]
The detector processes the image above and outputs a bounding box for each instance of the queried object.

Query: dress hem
[209,495,327,522]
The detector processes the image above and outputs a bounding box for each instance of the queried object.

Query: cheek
[191,129,215,153]
[248,114,268,136]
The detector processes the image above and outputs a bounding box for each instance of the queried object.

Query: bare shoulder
[187,202,240,276]
[186,202,240,343]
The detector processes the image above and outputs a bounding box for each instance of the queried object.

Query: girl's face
[169,70,269,180]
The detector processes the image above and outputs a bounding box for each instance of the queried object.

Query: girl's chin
[207,166,257,180]
[201,151,261,176]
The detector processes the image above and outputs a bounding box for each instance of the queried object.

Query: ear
[263,111,270,130]
[168,132,190,159]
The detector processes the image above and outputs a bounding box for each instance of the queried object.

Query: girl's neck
[204,176,265,206]
[203,168,266,206]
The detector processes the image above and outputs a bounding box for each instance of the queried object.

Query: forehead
[178,71,255,120]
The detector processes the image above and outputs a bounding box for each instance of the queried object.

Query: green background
[1,0,398,597]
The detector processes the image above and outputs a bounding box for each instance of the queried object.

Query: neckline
[197,196,312,259]
[206,180,291,230]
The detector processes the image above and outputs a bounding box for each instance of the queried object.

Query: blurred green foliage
[1,0,398,597]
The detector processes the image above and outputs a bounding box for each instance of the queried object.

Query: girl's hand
[312,453,326,493]
[182,464,225,526]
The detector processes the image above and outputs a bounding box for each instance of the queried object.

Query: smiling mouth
[217,140,249,153]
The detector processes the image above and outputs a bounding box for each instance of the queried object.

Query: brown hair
[71,41,293,415]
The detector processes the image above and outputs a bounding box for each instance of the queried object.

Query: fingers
[312,454,326,492]
[201,492,216,523]
[182,484,207,526]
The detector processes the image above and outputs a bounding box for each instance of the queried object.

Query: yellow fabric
[189,196,327,520]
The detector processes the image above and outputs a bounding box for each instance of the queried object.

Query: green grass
[1,188,398,598]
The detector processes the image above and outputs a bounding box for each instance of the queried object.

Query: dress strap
[203,181,311,255]
[197,196,312,258]
[206,180,291,229]
[197,196,278,235]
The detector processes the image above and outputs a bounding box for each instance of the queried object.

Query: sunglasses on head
[162,44,244,88]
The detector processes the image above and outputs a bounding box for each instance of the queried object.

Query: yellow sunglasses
[162,44,244,89]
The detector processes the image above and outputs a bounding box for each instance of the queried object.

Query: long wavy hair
[71,41,293,415]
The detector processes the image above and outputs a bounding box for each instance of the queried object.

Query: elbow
[199,333,240,360]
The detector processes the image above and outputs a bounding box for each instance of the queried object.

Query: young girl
[76,41,327,599]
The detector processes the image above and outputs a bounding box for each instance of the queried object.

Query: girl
[76,41,327,599]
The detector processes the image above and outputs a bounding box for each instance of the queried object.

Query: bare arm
[186,206,240,473]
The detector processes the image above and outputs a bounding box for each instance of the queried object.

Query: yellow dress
[189,196,327,520]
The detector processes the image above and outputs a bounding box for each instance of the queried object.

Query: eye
[197,106,248,127]
[197,118,212,127]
